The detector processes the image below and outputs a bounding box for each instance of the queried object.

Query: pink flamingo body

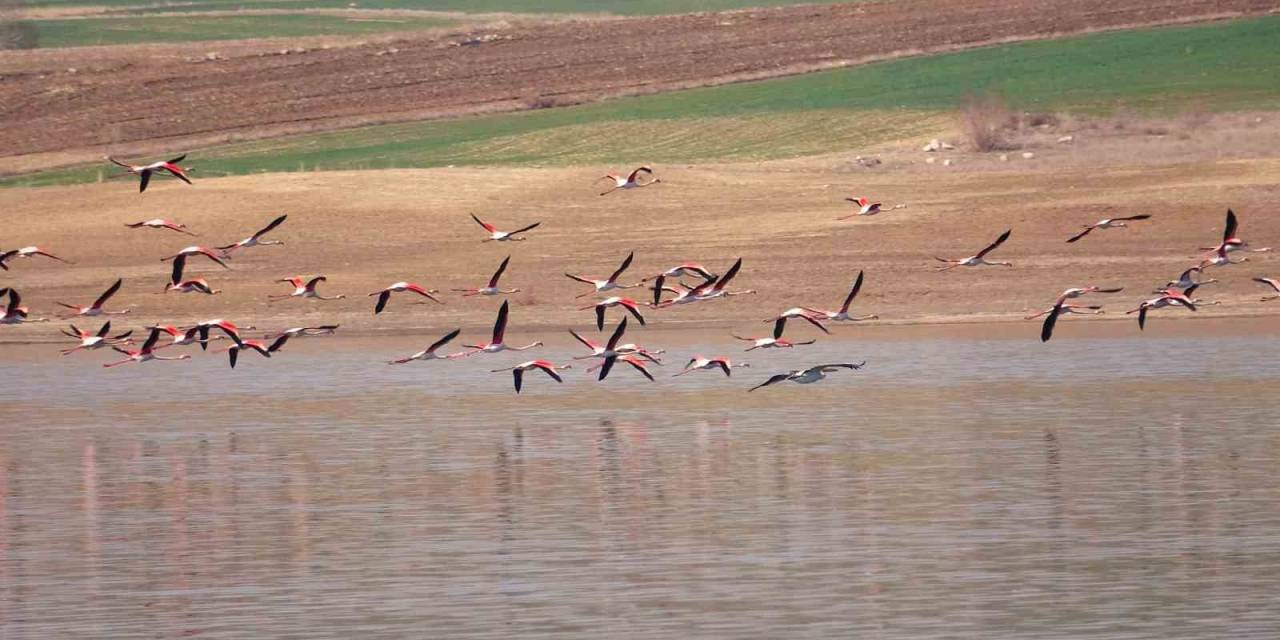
[107,154,191,192]
[566,251,641,297]
[388,328,461,364]
[491,359,571,393]
[471,214,541,242]
[125,218,196,235]
[371,281,440,313]
[456,300,542,357]
[936,230,1012,270]
[272,276,344,302]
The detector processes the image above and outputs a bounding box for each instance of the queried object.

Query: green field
[27,0,826,15]
[8,15,1280,187]
[28,13,453,47]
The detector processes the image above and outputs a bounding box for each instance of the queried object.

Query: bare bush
[958,93,1016,152]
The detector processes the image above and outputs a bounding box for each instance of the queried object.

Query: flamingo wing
[488,256,511,288]
[1115,214,1152,222]
[138,170,151,193]
[1223,209,1238,242]
[597,356,617,381]
[470,213,496,233]
[975,229,1012,258]
[749,373,790,392]
[626,166,653,182]
[512,368,524,393]
[429,328,462,353]
[93,278,123,308]
[169,255,187,285]
[568,329,598,351]
[1040,304,1062,342]
[141,327,162,352]
[492,300,509,344]
[510,221,542,236]
[535,362,563,383]
[841,270,865,312]
[609,251,634,283]
[772,317,787,340]
[1065,226,1094,243]
[254,214,288,238]
[267,334,291,353]
[606,317,628,350]
[374,290,391,314]
[714,258,743,290]
[623,357,654,381]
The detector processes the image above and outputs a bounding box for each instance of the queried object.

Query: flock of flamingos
[2,158,1277,392]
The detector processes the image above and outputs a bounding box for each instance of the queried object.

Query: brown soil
[2,0,1277,174]
[2,113,1278,346]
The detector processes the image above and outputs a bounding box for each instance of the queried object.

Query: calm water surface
[1,334,1279,638]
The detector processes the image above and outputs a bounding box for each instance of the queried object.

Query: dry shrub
[958,93,1016,152]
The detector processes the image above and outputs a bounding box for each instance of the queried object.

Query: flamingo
[0,289,46,324]
[1200,245,1248,269]
[491,360,571,393]
[371,282,440,313]
[837,196,882,219]
[453,256,520,297]
[644,263,717,282]
[471,214,541,242]
[56,278,131,317]
[749,362,865,392]
[388,328,462,364]
[267,325,340,340]
[598,166,659,195]
[1052,285,1124,305]
[565,251,641,298]
[0,246,71,269]
[190,319,245,350]
[569,317,662,363]
[125,218,197,235]
[1127,287,1197,330]
[455,300,542,357]
[1036,303,1105,342]
[732,317,816,351]
[223,334,290,369]
[1065,214,1152,243]
[270,276,344,302]
[1165,266,1217,290]
[801,271,878,322]
[160,246,230,269]
[1201,209,1272,254]
[763,308,829,334]
[103,327,192,367]
[218,214,287,258]
[59,321,133,355]
[106,154,191,192]
[165,256,220,295]
[935,230,1013,270]
[151,325,210,348]
[695,258,755,301]
[596,354,655,382]
[582,296,646,330]
[673,356,746,377]
[1254,277,1280,301]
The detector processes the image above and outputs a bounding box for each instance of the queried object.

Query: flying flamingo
[838,197,882,219]
[801,271,878,322]
[1052,285,1124,305]
[568,324,663,365]
[56,278,131,317]
[388,328,462,364]
[596,354,655,382]
[1254,277,1280,301]
[1201,209,1272,254]
[165,256,220,294]
[455,300,542,357]
[1200,245,1248,269]
[697,258,755,301]
[491,360,572,393]
[219,214,287,258]
[223,334,290,369]
[453,256,520,297]
[106,154,191,192]
[1036,303,1105,342]
[270,276,344,302]
[59,321,133,355]
[598,166,659,196]
[471,214,541,242]
[125,218,197,235]
[748,362,865,392]
[151,325,210,348]
[160,246,230,269]
[1165,266,1217,290]
[732,317,816,351]
[582,296,646,330]
[935,230,1013,270]
[0,289,46,325]
[1127,287,1197,330]
[371,282,440,313]
[673,356,747,377]
[1065,214,1152,243]
[103,327,192,367]
[267,325,340,340]
[565,251,642,298]
[763,308,830,334]
[0,246,71,269]
[644,263,717,282]
[190,319,246,350]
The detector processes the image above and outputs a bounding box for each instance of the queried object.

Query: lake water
[1,333,1279,638]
